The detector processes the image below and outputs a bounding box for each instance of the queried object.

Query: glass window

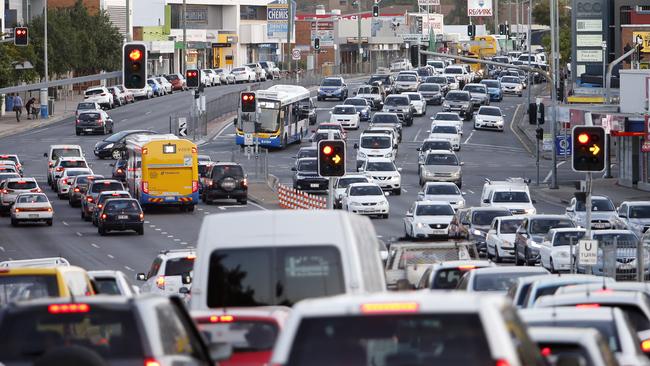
[17,194,48,203]
[366,162,396,171]
[372,114,399,124]
[435,113,461,121]
[350,185,383,196]
[396,75,416,81]
[79,113,101,121]
[500,219,524,234]
[0,275,58,304]
[337,177,368,189]
[630,206,650,218]
[481,80,499,88]
[575,199,615,211]
[431,126,458,134]
[472,210,512,226]
[211,165,244,178]
[492,191,530,203]
[256,105,280,133]
[473,271,545,292]
[343,99,366,106]
[164,257,195,276]
[407,94,422,101]
[421,140,452,151]
[60,160,87,168]
[425,184,460,195]
[361,136,391,149]
[156,304,197,356]
[529,219,575,234]
[418,84,440,91]
[297,149,318,159]
[286,314,492,366]
[51,148,82,160]
[445,92,470,101]
[77,102,97,110]
[445,67,463,74]
[478,108,502,116]
[85,89,104,96]
[528,320,621,353]
[385,97,409,106]
[7,180,37,189]
[553,231,585,246]
[93,278,121,295]
[105,200,140,213]
[321,78,342,86]
[91,181,124,193]
[297,160,318,172]
[501,77,520,83]
[333,106,356,114]
[416,204,454,216]
[465,85,486,93]
[207,246,344,307]
[147,257,163,279]
[425,154,458,166]
[432,268,474,289]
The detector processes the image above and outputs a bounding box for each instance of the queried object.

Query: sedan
[500,76,524,96]
[330,105,360,129]
[75,110,113,135]
[231,66,256,83]
[97,198,145,235]
[343,97,371,121]
[94,129,155,159]
[10,192,53,226]
[539,228,586,273]
[341,182,389,218]
[404,201,455,239]
[403,92,427,116]
[474,106,506,131]
[417,83,444,105]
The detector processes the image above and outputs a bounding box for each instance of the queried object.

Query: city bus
[235,84,311,148]
[125,134,199,212]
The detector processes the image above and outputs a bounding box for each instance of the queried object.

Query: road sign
[292,48,301,60]
[244,133,254,145]
[579,239,598,265]
[178,117,187,137]
[555,135,572,156]
[400,34,429,42]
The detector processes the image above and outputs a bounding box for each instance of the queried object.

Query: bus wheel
[187,205,195,212]
[282,135,288,148]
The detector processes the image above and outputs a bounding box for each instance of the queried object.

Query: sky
[133,0,166,27]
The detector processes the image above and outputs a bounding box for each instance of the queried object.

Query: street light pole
[357,0,362,74]
[182,0,187,72]
[549,0,558,189]
[44,0,48,83]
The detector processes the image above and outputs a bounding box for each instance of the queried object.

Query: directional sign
[291,48,301,60]
[555,135,572,156]
[244,133,254,145]
[178,117,187,137]
[579,239,598,266]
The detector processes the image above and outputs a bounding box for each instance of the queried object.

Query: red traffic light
[128,49,143,61]
[577,133,590,144]
[322,145,333,155]
[186,71,197,77]
[242,94,255,102]
[15,29,25,36]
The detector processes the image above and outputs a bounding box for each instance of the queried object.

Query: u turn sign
[468,0,493,17]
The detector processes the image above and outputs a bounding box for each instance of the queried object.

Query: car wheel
[137,226,144,235]
[11,218,18,226]
[514,246,522,266]
[383,214,389,219]
[494,247,502,263]
[98,226,106,236]
[47,219,53,226]
[111,150,122,160]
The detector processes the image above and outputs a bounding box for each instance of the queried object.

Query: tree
[532,0,572,63]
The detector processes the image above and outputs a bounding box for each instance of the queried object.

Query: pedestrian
[25,97,36,120]
[12,94,23,122]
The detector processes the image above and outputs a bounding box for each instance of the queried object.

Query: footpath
[0,94,83,139]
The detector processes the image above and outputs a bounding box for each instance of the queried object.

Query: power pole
[287,0,293,72]
[549,0,558,189]
[44,0,49,83]
[126,0,131,42]
[494,0,499,35]
[182,0,187,72]
[357,0,362,74]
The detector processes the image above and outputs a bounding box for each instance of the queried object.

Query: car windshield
[500,219,524,233]
[421,141,452,151]
[416,204,454,216]
[474,271,545,292]
[593,233,639,247]
[207,246,344,307]
[198,319,279,352]
[350,185,383,196]
[85,89,104,96]
[407,94,422,101]
[427,77,447,84]
[51,148,81,160]
[298,160,318,172]
[16,194,48,203]
[492,191,530,203]
[501,77,519,83]
[419,84,440,92]
[321,79,342,86]
[91,181,124,193]
[361,136,391,149]
[0,173,19,182]
[465,85,486,93]
[576,199,615,212]
[629,205,650,218]
[530,219,575,234]
[77,102,96,110]
[445,68,463,74]
[286,314,492,366]
[446,92,470,101]
[432,267,476,289]
[435,114,460,121]
[333,106,356,114]
[366,162,396,171]
[526,320,621,353]
[426,185,460,195]
[429,61,445,68]
[344,99,366,106]
[432,126,457,134]
[7,181,37,190]
[425,154,458,166]
[337,177,368,189]
[0,305,144,361]
[553,231,586,246]
[472,210,511,226]
[482,80,499,88]
[479,108,502,116]
[385,97,409,106]
[396,75,416,81]
[297,149,317,159]
[373,114,399,124]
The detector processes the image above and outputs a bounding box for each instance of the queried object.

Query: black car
[97,198,144,235]
[94,129,155,159]
[75,111,114,136]
[92,190,131,226]
[111,159,127,182]
[201,163,248,205]
[292,158,327,192]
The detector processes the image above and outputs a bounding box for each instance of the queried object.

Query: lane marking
[149,225,156,228]
[180,242,188,245]
[249,201,269,211]
[543,161,567,183]
[75,232,83,237]
[212,122,234,141]
[401,188,408,193]
[167,235,174,238]
[0,246,4,252]
[107,254,115,259]
[91,243,100,249]
[508,104,533,154]
[145,111,152,115]
[467,190,475,194]
[412,128,422,142]
[62,221,69,226]
[174,238,181,242]
[124,266,134,272]
[155,228,161,231]
[218,206,226,211]
[144,221,150,224]
[161,231,168,235]
[463,131,474,144]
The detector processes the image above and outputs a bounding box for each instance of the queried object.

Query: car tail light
[192,180,198,193]
[495,359,510,366]
[540,347,552,357]
[86,196,94,203]
[191,147,198,154]
[1,189,7,194]
[97,203,103,209]
[48,303,90,314]
[139,213,144,220]
[206,179,213,187]
[101,93,106,96]
[576,304,600,308]
[62,179,68,185]
[101,213,107,220]
[209,315,234,323]
[144,358,161,366]
[142,181,149,194]
[156,276,165,290]
[74,187,80,192]
[242,178,248,188]
[117,168,123,174]
[48,162,53,167]
[360,302,419,314]
[56,167,63,172]
[97,119,104,125]
[14,208,20,212]
[47,207,52,212]
[641,340,650,352]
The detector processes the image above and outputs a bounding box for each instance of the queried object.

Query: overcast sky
[133,0,166,27]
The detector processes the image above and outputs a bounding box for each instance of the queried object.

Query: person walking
[13,94,23,122]
[25,97,36,120]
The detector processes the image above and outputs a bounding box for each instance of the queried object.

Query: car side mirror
[482,199,489,204]
[291,167,296,171]
[394,144,398,149]
[532,199,537,204]
[208,342,233,362]
[136,273,146,281]
[181,272,192,285]
[43,153,48,158]
[384,191,390,196]
[460,162,465,166]
[397,167,403,172]
[406,211,413,217]
[179,286,190,294]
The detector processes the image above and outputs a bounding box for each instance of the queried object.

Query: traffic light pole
[327,129,335,210]
[585,172,592,267]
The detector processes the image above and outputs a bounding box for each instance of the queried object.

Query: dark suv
[81,179,125,221]
[97,198,144,235]
[201,163,248,205]
[0,296,228,366]
[75,111,114,135]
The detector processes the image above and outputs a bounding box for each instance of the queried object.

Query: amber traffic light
[572,126,605,172]
[123,43,147,89]
[318,140,346,177]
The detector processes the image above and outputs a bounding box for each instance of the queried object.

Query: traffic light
[372,4,379,17]
[505,24,511,36]
[318,140,346,177]
[186,69,200,88]
[537,103,545,125]
[528,103,537,125]
[241,92,256,113]
[123,43,147,89]
[498,24,506,36]
[14,27,28,46]
[467,24,476,38]
[572,126,606,172]
[314,37,320,50]
[535,127,544,141]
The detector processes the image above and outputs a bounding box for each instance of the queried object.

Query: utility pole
[126,0,131,42]
[494,0,499,35]
[44,0,48,83]
[549,0,558,189]
[287,0,293,72]
[182,0,187,72]
[357,0,362,74]
[526,0,531,108]
[515,0,519,50]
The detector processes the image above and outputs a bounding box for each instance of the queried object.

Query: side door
[486,218,499,253]
[617,203,629,228]
[404,203,416,234]
[515,218,529,254]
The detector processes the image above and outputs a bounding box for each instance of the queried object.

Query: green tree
[532,0,571,63]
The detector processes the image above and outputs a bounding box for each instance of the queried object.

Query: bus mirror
[233,117,238,125]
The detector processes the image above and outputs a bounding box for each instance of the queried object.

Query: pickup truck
[355,85,385,110]
[384,241,477,290]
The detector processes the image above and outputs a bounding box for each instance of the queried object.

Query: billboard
[424,13,444,36]
[468,0,493,17]
[311,21,334,47]
[267,0,296,41]
[418,0,440,5]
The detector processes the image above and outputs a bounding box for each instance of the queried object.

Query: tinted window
[198,319,278,352]
[479,108,502,116]
[500,219,524,233]
[60,160,87,168]
[425,185,459,195]
[361,136,391,149]
[333,106,356,114]
[372,114,399,124]
[416,204,454,216]
[575,199,615,212]
[501,77,520,83]
[207,246,344,307]
[211,165,244,178]
[164,257,195,276]
[77,102,96,110]
[529,219,574,234]
[385,97,409,106]
[473,271,544,292]
[337,177,368,189]
[93,278,121,295]
[432,126,457,134]
[321,79,342,86]
[343,99,366,106]
[528,320,620,352]
[396,75,417,81]
[0,275,58,304]
[350,185,383,196]
[51,148,81,160]
[421,140,452,151]
[85,89,104,96]
[630,206,650,218]
[482,80,499,88]
[407,93,422,101]
[435,114,461,121]
[593,233,639,247]
[65,170,90,177]
[465,85,486,93]
[425,154,458,165]
[297,160,317,172]
[105,200,140,213]
[492,191,530,203]
[0,306,144,360]
[366,162,395,171]
[433,268,475,289]
[7,181,37,189]
[472,210,511,226]
[446,92,470,101]
[426,77,447,84]
[286,314,491,366]
[91,181,124,193]
[297,149,317,159]
[418,84,440,91]
[445,67,463,74]
[536,342,592,366]
[553,231,586,246]
[98,193,130,205]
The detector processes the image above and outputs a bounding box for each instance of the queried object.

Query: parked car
[109,86,127,106]
[202,69,221,86]
[147,77,165,96]
[245,63,267,81]
[155,76,174,93]
[165,73,187,91]
[231,66,256,83]
[214,68,235,84]
[83,86,114,109]
[259,61,280,79]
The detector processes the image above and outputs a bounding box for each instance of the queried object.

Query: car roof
[622,201,650,206]
[366,157,393,163]
[520,307,617,322]
[424,181,458,186]
[530,274,611,287]
[50,144,82,149]
[98,190,130,196]
[557,282,650,295]
[348,182,381,188]
[416,200,454,206]
[536,291,646,308]
[5,177,36,182]
[213,162,242,167]
[432,260,493,270]
[548,227,586,233]
[528,326,602,344]
[524,214,572,220]
[57,156,86,161]
[469,266,549,276]
[425,149,456,155]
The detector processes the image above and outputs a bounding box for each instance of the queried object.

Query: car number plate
[28,214,38,218]
[118,215,128,220]
[85,129,93,132]
[165,196,175,201]
[310,183,320,188]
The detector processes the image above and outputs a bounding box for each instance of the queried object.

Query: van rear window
[287,314,491,366]
[51,148,81,160]
[0,275,58,304]
[207,246,344,307]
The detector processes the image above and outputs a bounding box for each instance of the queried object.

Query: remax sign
[468,0,493,17]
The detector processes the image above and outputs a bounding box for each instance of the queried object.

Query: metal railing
[572,236,649,282]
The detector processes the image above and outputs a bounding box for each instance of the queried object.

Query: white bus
[235,84,311,148]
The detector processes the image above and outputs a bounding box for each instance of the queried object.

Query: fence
[277,184,327,210]
[571,235,650,282]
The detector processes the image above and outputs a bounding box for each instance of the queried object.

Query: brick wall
[48,0,100,15]
[295,20,335,69]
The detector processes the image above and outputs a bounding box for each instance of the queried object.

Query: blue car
[318,77,348,101]
[480,79,503,102]
[146,78,162,97]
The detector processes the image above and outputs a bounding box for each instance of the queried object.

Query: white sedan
[429,122,461,151]
[231,66,256,83]
[403,92,427,116]
[10,192,53,226]
[500,76,524,96]
[404,200,455,239]
[417,182,465,209]
[486,216,524,263]
[333,174,370,209]
[431,112,462,132]
[540,228,586,273]
[341,182,389,219]
[330,105,360,129]
[474,106,505,131]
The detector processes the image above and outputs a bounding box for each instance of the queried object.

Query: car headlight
[472,229,485,237]
[458,199,466,207]
[450,171,460,178]
[104,143,114,149]
[424,171,433,177]
[475,118,483,124]
[416,222,426,229]
[442,102,450,108]
[525,208,536,214]
[358,152,367,159]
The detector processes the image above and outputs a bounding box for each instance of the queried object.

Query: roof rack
[159,248,196,255]
[0,257,71,268]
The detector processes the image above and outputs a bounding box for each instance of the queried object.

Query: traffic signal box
[241,92,256,113]
[123,43,147,89]
[572,126,606,172]
[14,27,28,46]
[186,69,200,88]
[318,140,346,177]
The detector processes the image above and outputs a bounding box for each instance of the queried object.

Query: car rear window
[93,278,121,295]
[91,181,124,193]
[536,342,592,366]
[0,305,144,361]
[164,257,195,276]
[0,275,58,304]
[211,165,244,178]
[528,320,621,353]
[472,210,511,226]
[529,219,574,234]
[79,113,101,121]
[432,267,476,289]
[473,271,544,292]
[105,200,140,213]
[60,160,87,168]
[198,319,279,352]
[77,102,96,110]
[207,246,344,307]
[85,89,104,96]
[98,193,130,204]
[51,148,81,160]
[7,181,36,189]
[287,314,491,366]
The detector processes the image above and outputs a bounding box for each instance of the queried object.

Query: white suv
[359,157,402,196]
[0,177,40,213]
[84,86,114,109]
[136,249,196,297]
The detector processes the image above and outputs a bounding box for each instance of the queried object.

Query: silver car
[394,73,419,93]
[419,150,463,188]
[463,83,490,108]
[617,201,650,237]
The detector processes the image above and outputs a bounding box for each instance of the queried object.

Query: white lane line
[197,208,204,211]
[463,131,474,144]
[413,128,422,142]
[121,118,129,122]
[155,228,161,231]
[124,266,134,272]
[145,111,152,115]
[75,232,83,237]
[62,221,69,226]
[543,161,567,183]
[180,242,188,245]
[212,122,234,141]
[149,225,156,228]
[161,231,168,235]
[467,190,475,194]
[204,211,210,214]
[167,235,174,238]
[174,238,181,242]
[0,246,5,252]
[91,243,100,249]
[218,206,226,211]
[144,221,150,224]
[107,254,115,259]
[249,201,268,211]
[401,188,408,193]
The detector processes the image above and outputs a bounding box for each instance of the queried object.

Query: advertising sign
[267,0,296,40]
[311,21,334,47]
[423,13,444,36]
[468,0,493,17]
[633,32,650,53]
[577,49,603,62]
[418,0,440,5]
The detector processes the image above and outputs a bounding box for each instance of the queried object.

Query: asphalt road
[0,76,565,276]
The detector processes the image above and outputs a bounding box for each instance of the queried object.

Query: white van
[481,178,535,215]
[354,132,396,168]
[44,144,83,186]
[190,210,386,311]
